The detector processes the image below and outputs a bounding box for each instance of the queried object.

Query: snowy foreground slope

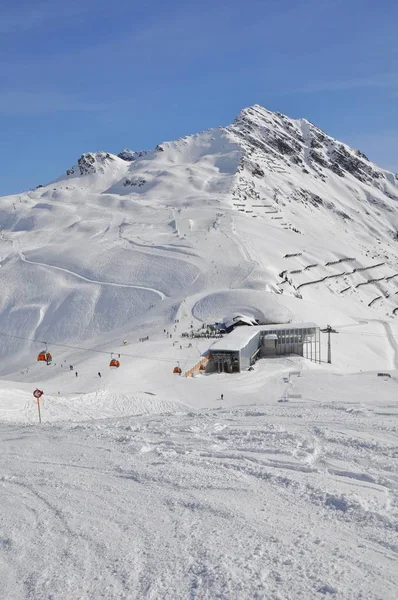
[1,369,398,600]
[0,105,398,599]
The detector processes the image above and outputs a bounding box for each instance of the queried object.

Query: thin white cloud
[0,0,99,34]
[296,73,397,93]
[0,91,107,116]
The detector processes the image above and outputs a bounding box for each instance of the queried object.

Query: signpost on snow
[33,389,43,423]
[320,325,338,364]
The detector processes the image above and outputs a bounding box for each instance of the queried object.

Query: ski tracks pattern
[1,396,398,599]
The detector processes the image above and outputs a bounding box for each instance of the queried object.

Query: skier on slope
[98,372,101,378]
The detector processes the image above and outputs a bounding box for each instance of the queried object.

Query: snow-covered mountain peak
[227,105,398,198]
[44,105,396,205]
[235,104,275,121]
[0,103,398,377]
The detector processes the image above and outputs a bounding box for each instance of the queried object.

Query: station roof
[210,322,318,353]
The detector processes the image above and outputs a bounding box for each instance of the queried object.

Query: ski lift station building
[209,322,320,373]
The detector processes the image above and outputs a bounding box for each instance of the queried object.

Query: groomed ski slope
[0,105,398,599]
[1,367,398,600]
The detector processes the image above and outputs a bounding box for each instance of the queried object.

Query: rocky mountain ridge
[228,105,397,192]
[59,104,398,211]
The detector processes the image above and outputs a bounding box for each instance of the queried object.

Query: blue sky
[1,0,397,195]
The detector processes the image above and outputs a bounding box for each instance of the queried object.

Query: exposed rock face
[227,105,395,194]
[66,152,115,177]
[225,104,398,245]
[123,178,146,188]
[117,149,149,162]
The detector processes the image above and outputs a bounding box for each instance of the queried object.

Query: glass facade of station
[210,324,321,373]
[260,325,321,363]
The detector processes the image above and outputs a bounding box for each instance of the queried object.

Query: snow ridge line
[381,321,398,370]
[357,318,398,370]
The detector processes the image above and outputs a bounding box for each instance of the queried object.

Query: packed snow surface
[1,368,398,600]
[0,104,398,599]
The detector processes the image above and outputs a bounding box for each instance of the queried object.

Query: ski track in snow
[18,251,166,300]
[382,321,398,370]
[357,318,398,370]
[1,394,398,600]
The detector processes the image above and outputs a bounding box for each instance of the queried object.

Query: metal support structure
[320,325,338,364]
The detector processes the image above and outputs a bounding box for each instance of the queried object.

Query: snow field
[1,369,398,599]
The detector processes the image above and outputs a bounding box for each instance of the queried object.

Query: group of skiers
[72,371,103,378]
[64,367,101,378]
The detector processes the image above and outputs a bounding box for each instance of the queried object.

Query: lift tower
[320,325,338,364]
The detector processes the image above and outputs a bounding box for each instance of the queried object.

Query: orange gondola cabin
[37,351,52,364]
[173,366,182,374]
[109,358,120,368]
